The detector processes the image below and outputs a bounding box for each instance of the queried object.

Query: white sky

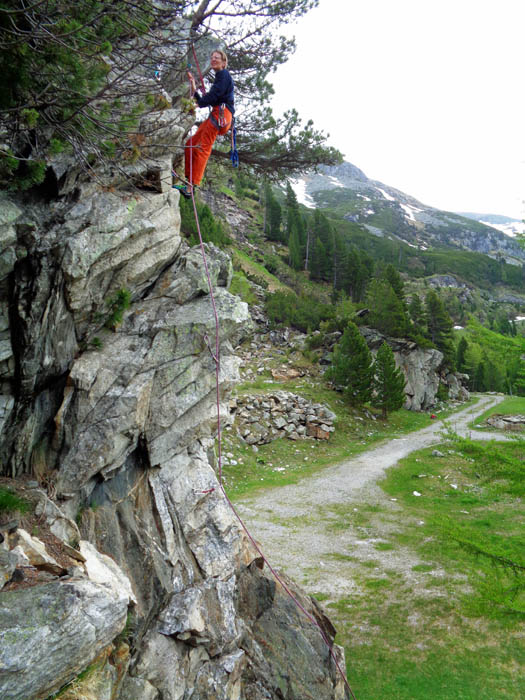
[270,0,525,219]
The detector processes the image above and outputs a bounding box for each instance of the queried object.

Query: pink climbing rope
[184,70,356,700]
[191,43,207,95]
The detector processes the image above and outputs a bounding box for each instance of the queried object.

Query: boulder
[0,579,128,700]
[11,528,64,575]
[80,540,137,605]
[359,327,468,410]
[0,549,17,589]
[158,576,238,656]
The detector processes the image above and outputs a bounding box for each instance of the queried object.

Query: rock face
[359,328,468,410]
[0,578,129,700]
[0,137,347,696]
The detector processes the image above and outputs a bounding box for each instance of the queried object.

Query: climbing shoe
[173,184,192,199]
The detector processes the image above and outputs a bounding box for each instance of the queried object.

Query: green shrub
[229,272,257,305]
[0,487,31,514]
[179,197,231,248]
[436,382,449,401]
[265,290,335,332]
[263,253,280,275]
[305,332,325,350]
[105,288,131,330]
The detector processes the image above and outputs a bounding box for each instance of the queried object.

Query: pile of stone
[486,414,525,431]
[233,391,336,445]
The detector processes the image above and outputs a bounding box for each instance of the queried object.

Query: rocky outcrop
[0,578,129,700]
[359,328,468,410]
[0,152,347,696]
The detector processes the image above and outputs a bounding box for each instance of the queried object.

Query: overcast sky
[270,0,525,219]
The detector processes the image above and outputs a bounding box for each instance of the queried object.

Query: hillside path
[236,394,507,596]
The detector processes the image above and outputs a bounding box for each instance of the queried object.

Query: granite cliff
[0,86,347,700]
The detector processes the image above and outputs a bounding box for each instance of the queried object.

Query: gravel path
[237,395,507,597]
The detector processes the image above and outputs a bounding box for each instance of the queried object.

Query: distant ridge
[292,162,525,264]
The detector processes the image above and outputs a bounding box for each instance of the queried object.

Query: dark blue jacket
[195,69,235,115]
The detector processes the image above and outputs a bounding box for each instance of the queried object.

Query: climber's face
[211,52,226,71]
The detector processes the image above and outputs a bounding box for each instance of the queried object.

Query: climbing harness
[181,58,356,696]
[188,44,239,170]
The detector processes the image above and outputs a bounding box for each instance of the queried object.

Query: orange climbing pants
[185,105,233,186]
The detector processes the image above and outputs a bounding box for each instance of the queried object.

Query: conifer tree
[473,361,486,391]
[342,246,371,302]
[385,264,405,302]
[456,336,468,373]
[409,294,426,330]
[425,290,455,368]
[371,342,406,419]
[326,322,374,407]
[367,279,410,337]
[312,210,334,278]
[309,237,327,281]
[285,182,300,238]
[288,225,303,270]
[264,184,283,242]
[332,234,346,291]
[513,362,525,396]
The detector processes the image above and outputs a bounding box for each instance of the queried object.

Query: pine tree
[456,336,468,373]
[264,184,283,242]
[473,362,486,391]
[332,234,346,291]
[371,342,406,419]
[285,182,300,238]
[288,226,303,270]
[367,279,410,337]
[326,322,374,407]
[309,237,326,280]
[385,264,405,302]
[425,290,455,368]
[409,294,426,330]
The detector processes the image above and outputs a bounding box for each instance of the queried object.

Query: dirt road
[237,394,506,597]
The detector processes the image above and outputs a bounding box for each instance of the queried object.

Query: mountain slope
[457,212,525,238]
[293,163,525,265]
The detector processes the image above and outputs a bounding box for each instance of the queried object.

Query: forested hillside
[190,162,525,397]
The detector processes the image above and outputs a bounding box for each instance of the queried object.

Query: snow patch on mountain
[400,203,423,222]
[328,176,345,188]
[376,187,396,202]
[480,220,525,238]
[290,178,315,209]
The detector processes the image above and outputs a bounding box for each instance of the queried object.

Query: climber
[174,50,234,199]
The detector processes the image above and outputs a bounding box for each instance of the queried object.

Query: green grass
[323,437,525,699]
[222,390,432,498]
[229,270,258,305]
[230,247,289,292]
[374,541,395,551]
[0,486,31,514]
[224,377,473,499]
